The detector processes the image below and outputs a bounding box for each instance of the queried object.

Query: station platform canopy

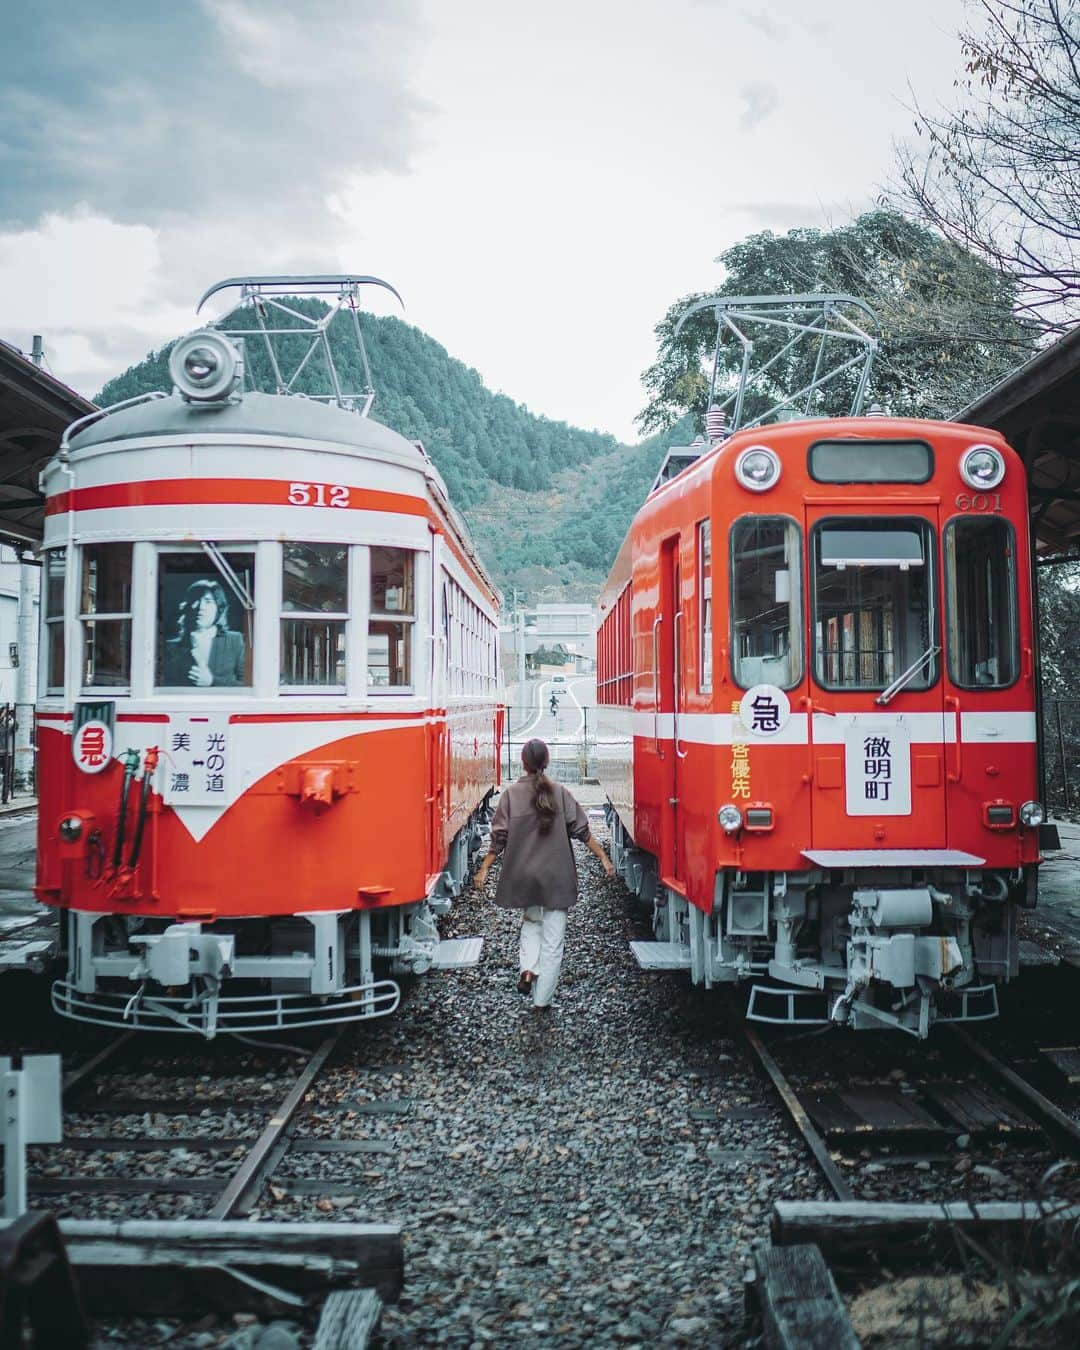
[0,339,95,550]
[958,325,1080,557]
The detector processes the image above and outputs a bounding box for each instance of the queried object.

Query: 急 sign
[843,721,912,816]
[164,714,231,807]
[72,701,115,774]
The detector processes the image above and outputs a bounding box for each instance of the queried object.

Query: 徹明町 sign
[843,722,912,816]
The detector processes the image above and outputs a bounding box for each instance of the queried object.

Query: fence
[0,703,36,804]
[503,704,593,783]
[1044,698,1080,815]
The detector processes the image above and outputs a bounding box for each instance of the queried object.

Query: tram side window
[369,547,414,689]
[699,521,712,692]
[813,519,936,691]
[156,551,255,689]
[945,518,1018,688]
[80,544,133,689]
[730,517,802,690]
[281,544,348,689]
[43,548,66,694]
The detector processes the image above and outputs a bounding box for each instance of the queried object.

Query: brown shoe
[517,971,536,995]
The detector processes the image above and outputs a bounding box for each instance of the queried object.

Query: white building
[500,601,597,680]
[0,545,37,705]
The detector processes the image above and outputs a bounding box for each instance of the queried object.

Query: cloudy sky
[1,0,970,441]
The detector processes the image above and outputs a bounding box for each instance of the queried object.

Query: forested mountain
[96,304,659,596]
[97,212,1032,601]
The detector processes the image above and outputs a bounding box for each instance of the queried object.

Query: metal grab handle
[946,695,962,783]
[652,616,664,758]
[674,609,688,759]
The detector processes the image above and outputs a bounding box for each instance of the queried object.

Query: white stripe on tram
[630,709,1037,747]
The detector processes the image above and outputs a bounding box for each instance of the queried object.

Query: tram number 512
[288,482,351,508]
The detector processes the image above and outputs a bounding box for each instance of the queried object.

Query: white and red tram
[35,277,502,1036]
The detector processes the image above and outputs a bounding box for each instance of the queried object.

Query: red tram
[596,298,1051,1036]
[35,277,501,1036]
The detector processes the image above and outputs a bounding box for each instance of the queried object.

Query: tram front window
[44,548,66,694]
[80,544,132,689]
[281,544,348,690]
[813,519,938,692]
[730,516,803,690]
[945,517,1018,688]
[156,551,255,689]
[369,547,414,690]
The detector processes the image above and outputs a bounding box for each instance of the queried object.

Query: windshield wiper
[876,644,940,706]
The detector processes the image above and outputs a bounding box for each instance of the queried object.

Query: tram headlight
[735,446,781,492]
[960,444,1005,490]
[718,804,743,834]
[1019,800,1045,827]
[58,815,83,843]
[169,330,243,403]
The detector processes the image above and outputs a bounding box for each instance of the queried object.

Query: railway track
[742,1018,1080,1204]
[9,1028,416,1220]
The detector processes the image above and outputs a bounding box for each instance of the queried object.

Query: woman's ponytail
[521,738,557,836]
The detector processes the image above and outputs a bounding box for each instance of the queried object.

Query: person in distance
[473,737,615,1011]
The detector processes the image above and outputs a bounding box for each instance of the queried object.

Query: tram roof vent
[191,275,405,417]
[650,443,706,493]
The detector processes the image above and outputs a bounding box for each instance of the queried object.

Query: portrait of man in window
[157,553,254,689]
[163,579,245,687]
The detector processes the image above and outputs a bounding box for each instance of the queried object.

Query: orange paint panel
[36,714,501,918]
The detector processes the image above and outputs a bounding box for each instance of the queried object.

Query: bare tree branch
[887,0,1079,331]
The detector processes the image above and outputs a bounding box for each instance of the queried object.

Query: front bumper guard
[51,976,401,1037]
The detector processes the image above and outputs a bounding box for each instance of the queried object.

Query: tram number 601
[288,482,351,508]
[955,491,1002,513]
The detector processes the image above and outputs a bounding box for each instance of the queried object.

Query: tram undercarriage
[609,810,1026,1038]
[50,804,490,1038]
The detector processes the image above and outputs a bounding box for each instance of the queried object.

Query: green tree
[639,211,1037,433]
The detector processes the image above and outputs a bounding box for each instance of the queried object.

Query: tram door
[658,535,686,885]
[806,508,947,851]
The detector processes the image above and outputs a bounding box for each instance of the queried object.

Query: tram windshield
[813,518,938,692]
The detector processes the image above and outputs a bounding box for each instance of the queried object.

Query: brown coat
[490,774,592,910]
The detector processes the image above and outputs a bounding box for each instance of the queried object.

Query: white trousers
[519,905,567,1008]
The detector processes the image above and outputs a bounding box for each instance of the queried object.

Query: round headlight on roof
[169,330,243,403]
[960,444,1005,490]
[735,445,781,492]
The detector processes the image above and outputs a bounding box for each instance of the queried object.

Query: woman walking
[474,738,615,1010]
